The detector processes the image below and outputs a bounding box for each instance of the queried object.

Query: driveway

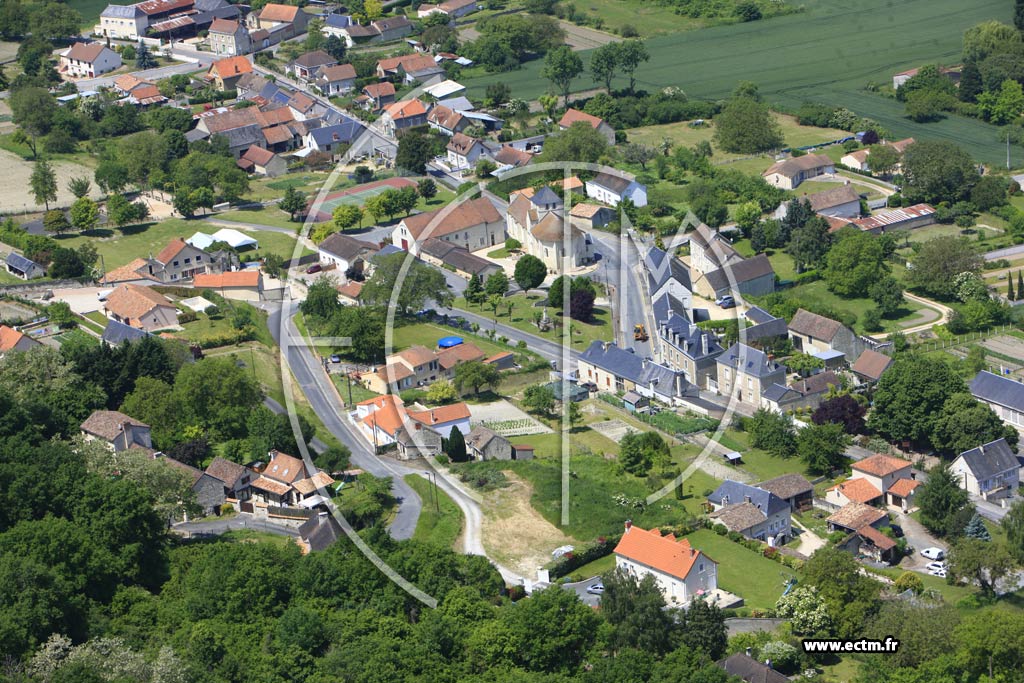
[563,575,604,607]
[173,513,300,538]
[893,510,945,572]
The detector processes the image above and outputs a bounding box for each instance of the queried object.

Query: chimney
[701,333,708,355]
[624,520,632,533]
[744,495,752,504]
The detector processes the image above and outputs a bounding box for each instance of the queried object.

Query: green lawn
[762,279,931,335]
[216,208,304,232]
[53,218,306,270]
[218,529,298,550]
[463,0,1014,165]
[456,293,613,349]
[177,312,238,343]
[902,223,1000,244]
[331,374,379,408]
[712,429,807,482]
[563,0,703,37]
[686,528,797,611]
[404,474,464,550]
[388,321,527,360]
[627,115,849,160]
[244,173,340,202]
[572,553,617,579]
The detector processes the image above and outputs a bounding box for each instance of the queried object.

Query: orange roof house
[258,3,300,22]
[193,270,262,288]
[852,454,912,478]
[102,284,178,332]
[825,478,883,506]
[558,108,604,130]
[207,56,253,89]
[0,325,41,354]
[613,523,718,605]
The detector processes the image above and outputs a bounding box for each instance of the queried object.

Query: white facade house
[950,438,1019,500]
[971,370,1024,432]
[60,42,122,78]
[613,523,718,606]
[99,4,147,39]
[585,172,647,207]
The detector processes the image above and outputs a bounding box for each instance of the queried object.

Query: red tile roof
[613,525,711,581]
[363,82,396,99]
[264,450,307,484]
[559,108,604,130]
[192,270,261,288]
[65,42,110,63]
[853,454,912,478]
[383,98,428,121]
[408,402,471,426]
[104,284,175,322]
[360,394,407,435]
[399,197,501,240]
[208,18,240,33]
[258,3,300,22]
[0,325,33,352]
[856,524,896,551]
[826,477,882,504]
[209,56,253,79]
[156,238,191,265]
[887,478,921,498]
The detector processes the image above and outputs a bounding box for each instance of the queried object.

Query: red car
[306,264,322,274]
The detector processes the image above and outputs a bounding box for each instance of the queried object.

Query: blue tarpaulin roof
[438,336,463,348]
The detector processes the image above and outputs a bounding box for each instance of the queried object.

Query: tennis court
[315,177,417,215]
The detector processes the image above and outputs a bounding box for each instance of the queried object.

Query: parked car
[329,354,342,364]
[306,264,322,274]
[920,547,946,561]
[925,561,947,573]
[586,582,604,595]
[715,295,735,309]
[927,566,947,578]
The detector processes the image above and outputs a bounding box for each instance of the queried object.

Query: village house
[317,232,378,276]
[646,247,693,306]
[836,524,899,565]
[250,450,335,508]
[558,108,616,145]
[162,457,227,516]
[204,456,253,500]
[287,50,337,82]
[315,63,357,95]
[392,197,504,255]
[362,345,441,394]
[578,340,695,405]
[80,410,154,452]
[762,154,834,190]
[849,453,918,509]
[417,0,478,20]
[380,99,430,137]
[761,370,842,414]
[491,145,534,173]
[756,473,813,512]
[337,280,363,306]
[235,145,287,177]
[304,117,365,156]
[569,202,615,229]
[656,306,723,390]
[688,223,742,277]
[972,371,1024,432]
[101,319,151,346]
[192,270,264,302]
[465,426,513,460]
[429,104,471,137]
[826,501,889,534]
[208,18,252,55]
[585,171,648,208]
[206,55,254,90]
[714,343,787,405]
[788,308,867,362]
[505,189,593,273]
[150,238,212,282]
[694,253,776,301]
[255,3,309,34]
[950,437,1020,501]
[359,82,396,111]
[717,653,789,683]
[4,253,44,280]
[742,306,789,345]
[446,133,488,169]
[59,42,122,78]
[99,3,148,39]
[0,325,42,356]
[708,480,792,545]
[613,522,718,606]
[102,284,178,332]
[355,394,471,447]
[825,476,883,508]
[377,53,442,81]
[841,138,916,170]
[418,239,502,281]
[851,348,894,384]
[788,183,862,219]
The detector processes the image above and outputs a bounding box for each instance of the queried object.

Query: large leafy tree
[1002,499,1024,563]
[395,129,437,174]
[867,355,965,447]
[788,214,831,273]
[812,394,866,434]
[907,236,983,300]
[453,361,501,395]
[713,96,783,154]
[362,252,452,311]
[948,537,1013,596]
[514,254,547,291]
[590,42,620,93]
[619,431,670,476]
[538,121,610,163]
[541,45,583,104]
[30,158,57,210]
[796,421,850,475]
[802,547,882,638]
[10,86,55,157]
[746,408,796,458]
[901,139,978,204]
[917,463,972,537]
[616,39,649,93]
[677,597,728,660]
[931,392,1018,455]
[823,228,888,297]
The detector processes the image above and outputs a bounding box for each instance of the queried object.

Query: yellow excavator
[633,323,649,342]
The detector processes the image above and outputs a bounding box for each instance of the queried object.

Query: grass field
[216,208,304,232]
[761,279,931,335]
[54,218,306,270]
[713,429,806,481]
[456,293,614,349]
[685,528,797,610]
[70,0,117,26]
[562,0,703,37]
[627,115,849,159]
[404,474,464,550]
[463,0,1015,165]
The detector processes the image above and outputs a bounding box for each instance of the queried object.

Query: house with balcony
[613,522,718,607]
[951,438,1019,501]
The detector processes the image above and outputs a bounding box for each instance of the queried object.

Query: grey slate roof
[309,119,364,146]
[708,480,789,517]
[742,306,788,343]
[971,370,1024,414]
[703,253,775,292]
[718,343,785,378]
[590,172,632,194]
[319,233,376,261]
[530,186,563,207]
[659,312,723,361]
[745,305,775,325]
[956,438,1019,481]
[299,513,343,552]
[442,248,496,276]
[757,473,813,500]
[579,340,689,397]
[6,252,42,274]
[102,4,143,17]
[185,128,210,142]
[652,291,687,325]
[762,383,798,403]
[325,13,352,28]
[717,653,789,683]
[646,246,691,293]
[101,319,151,345]
[217,123,264,149]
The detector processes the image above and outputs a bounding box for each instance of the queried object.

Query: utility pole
[1008,131,1011,171]
[424,471,439,514]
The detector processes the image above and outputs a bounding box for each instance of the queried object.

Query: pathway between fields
[874,292,953,338]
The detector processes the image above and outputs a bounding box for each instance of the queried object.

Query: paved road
[986,244,1024,262]
[972,493,1012,522]
[893,510,945,573]
[563,575,604,607]
[874,291,952,339]
[267,302,422,540]
[590,229,653,358]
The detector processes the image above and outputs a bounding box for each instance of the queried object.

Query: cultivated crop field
[465,0,1013,164]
